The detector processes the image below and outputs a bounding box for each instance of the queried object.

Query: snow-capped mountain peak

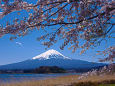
[32,49,70,60]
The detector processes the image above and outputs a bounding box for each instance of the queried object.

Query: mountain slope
[0,49,106,70]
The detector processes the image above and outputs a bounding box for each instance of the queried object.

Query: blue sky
[0,0,114,65]
[0,29,114,65]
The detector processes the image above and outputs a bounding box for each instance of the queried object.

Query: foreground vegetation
[72,80,115,86]
[1,74,115,86]
[72,75,115,86]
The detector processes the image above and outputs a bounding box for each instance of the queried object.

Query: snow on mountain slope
[32,49,70,60]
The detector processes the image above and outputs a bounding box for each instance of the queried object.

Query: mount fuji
[0,49,106,70]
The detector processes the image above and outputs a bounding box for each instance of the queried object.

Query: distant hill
[34,66,66,73]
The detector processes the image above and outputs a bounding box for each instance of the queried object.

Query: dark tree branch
[105,25,114,35]
[33,0,76,7]
[28,3,69,28]
[46,3,68,20]
[33,3,61,20]
[28,7,115,28]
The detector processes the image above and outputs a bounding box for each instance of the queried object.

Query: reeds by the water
[0,75,79,86]
[72,80,115,86]
[1,74,115,86]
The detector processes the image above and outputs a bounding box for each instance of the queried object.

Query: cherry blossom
[0,0,115,62]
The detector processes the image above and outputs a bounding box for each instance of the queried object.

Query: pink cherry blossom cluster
[0,0,114,61]
[98,46,115,62]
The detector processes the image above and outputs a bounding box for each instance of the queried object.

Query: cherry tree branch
[32,0,76,7]
[28,7,115,28]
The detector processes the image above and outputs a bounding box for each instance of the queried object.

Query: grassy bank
[71,75,115,86]
[0,75,79,86]
[72,80,115,86]
[1,75,115,86]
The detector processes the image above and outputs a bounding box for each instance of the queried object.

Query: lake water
[0,73,81,83]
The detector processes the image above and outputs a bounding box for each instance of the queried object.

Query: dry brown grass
[0,75,115,86]
[0,75,79,86]
[77,75,115,82]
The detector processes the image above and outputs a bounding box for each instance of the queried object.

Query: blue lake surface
[0,73,81,83]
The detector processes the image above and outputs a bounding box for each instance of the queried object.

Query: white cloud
[16,42,23,47]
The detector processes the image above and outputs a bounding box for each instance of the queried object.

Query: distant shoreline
[0,72,82,74]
